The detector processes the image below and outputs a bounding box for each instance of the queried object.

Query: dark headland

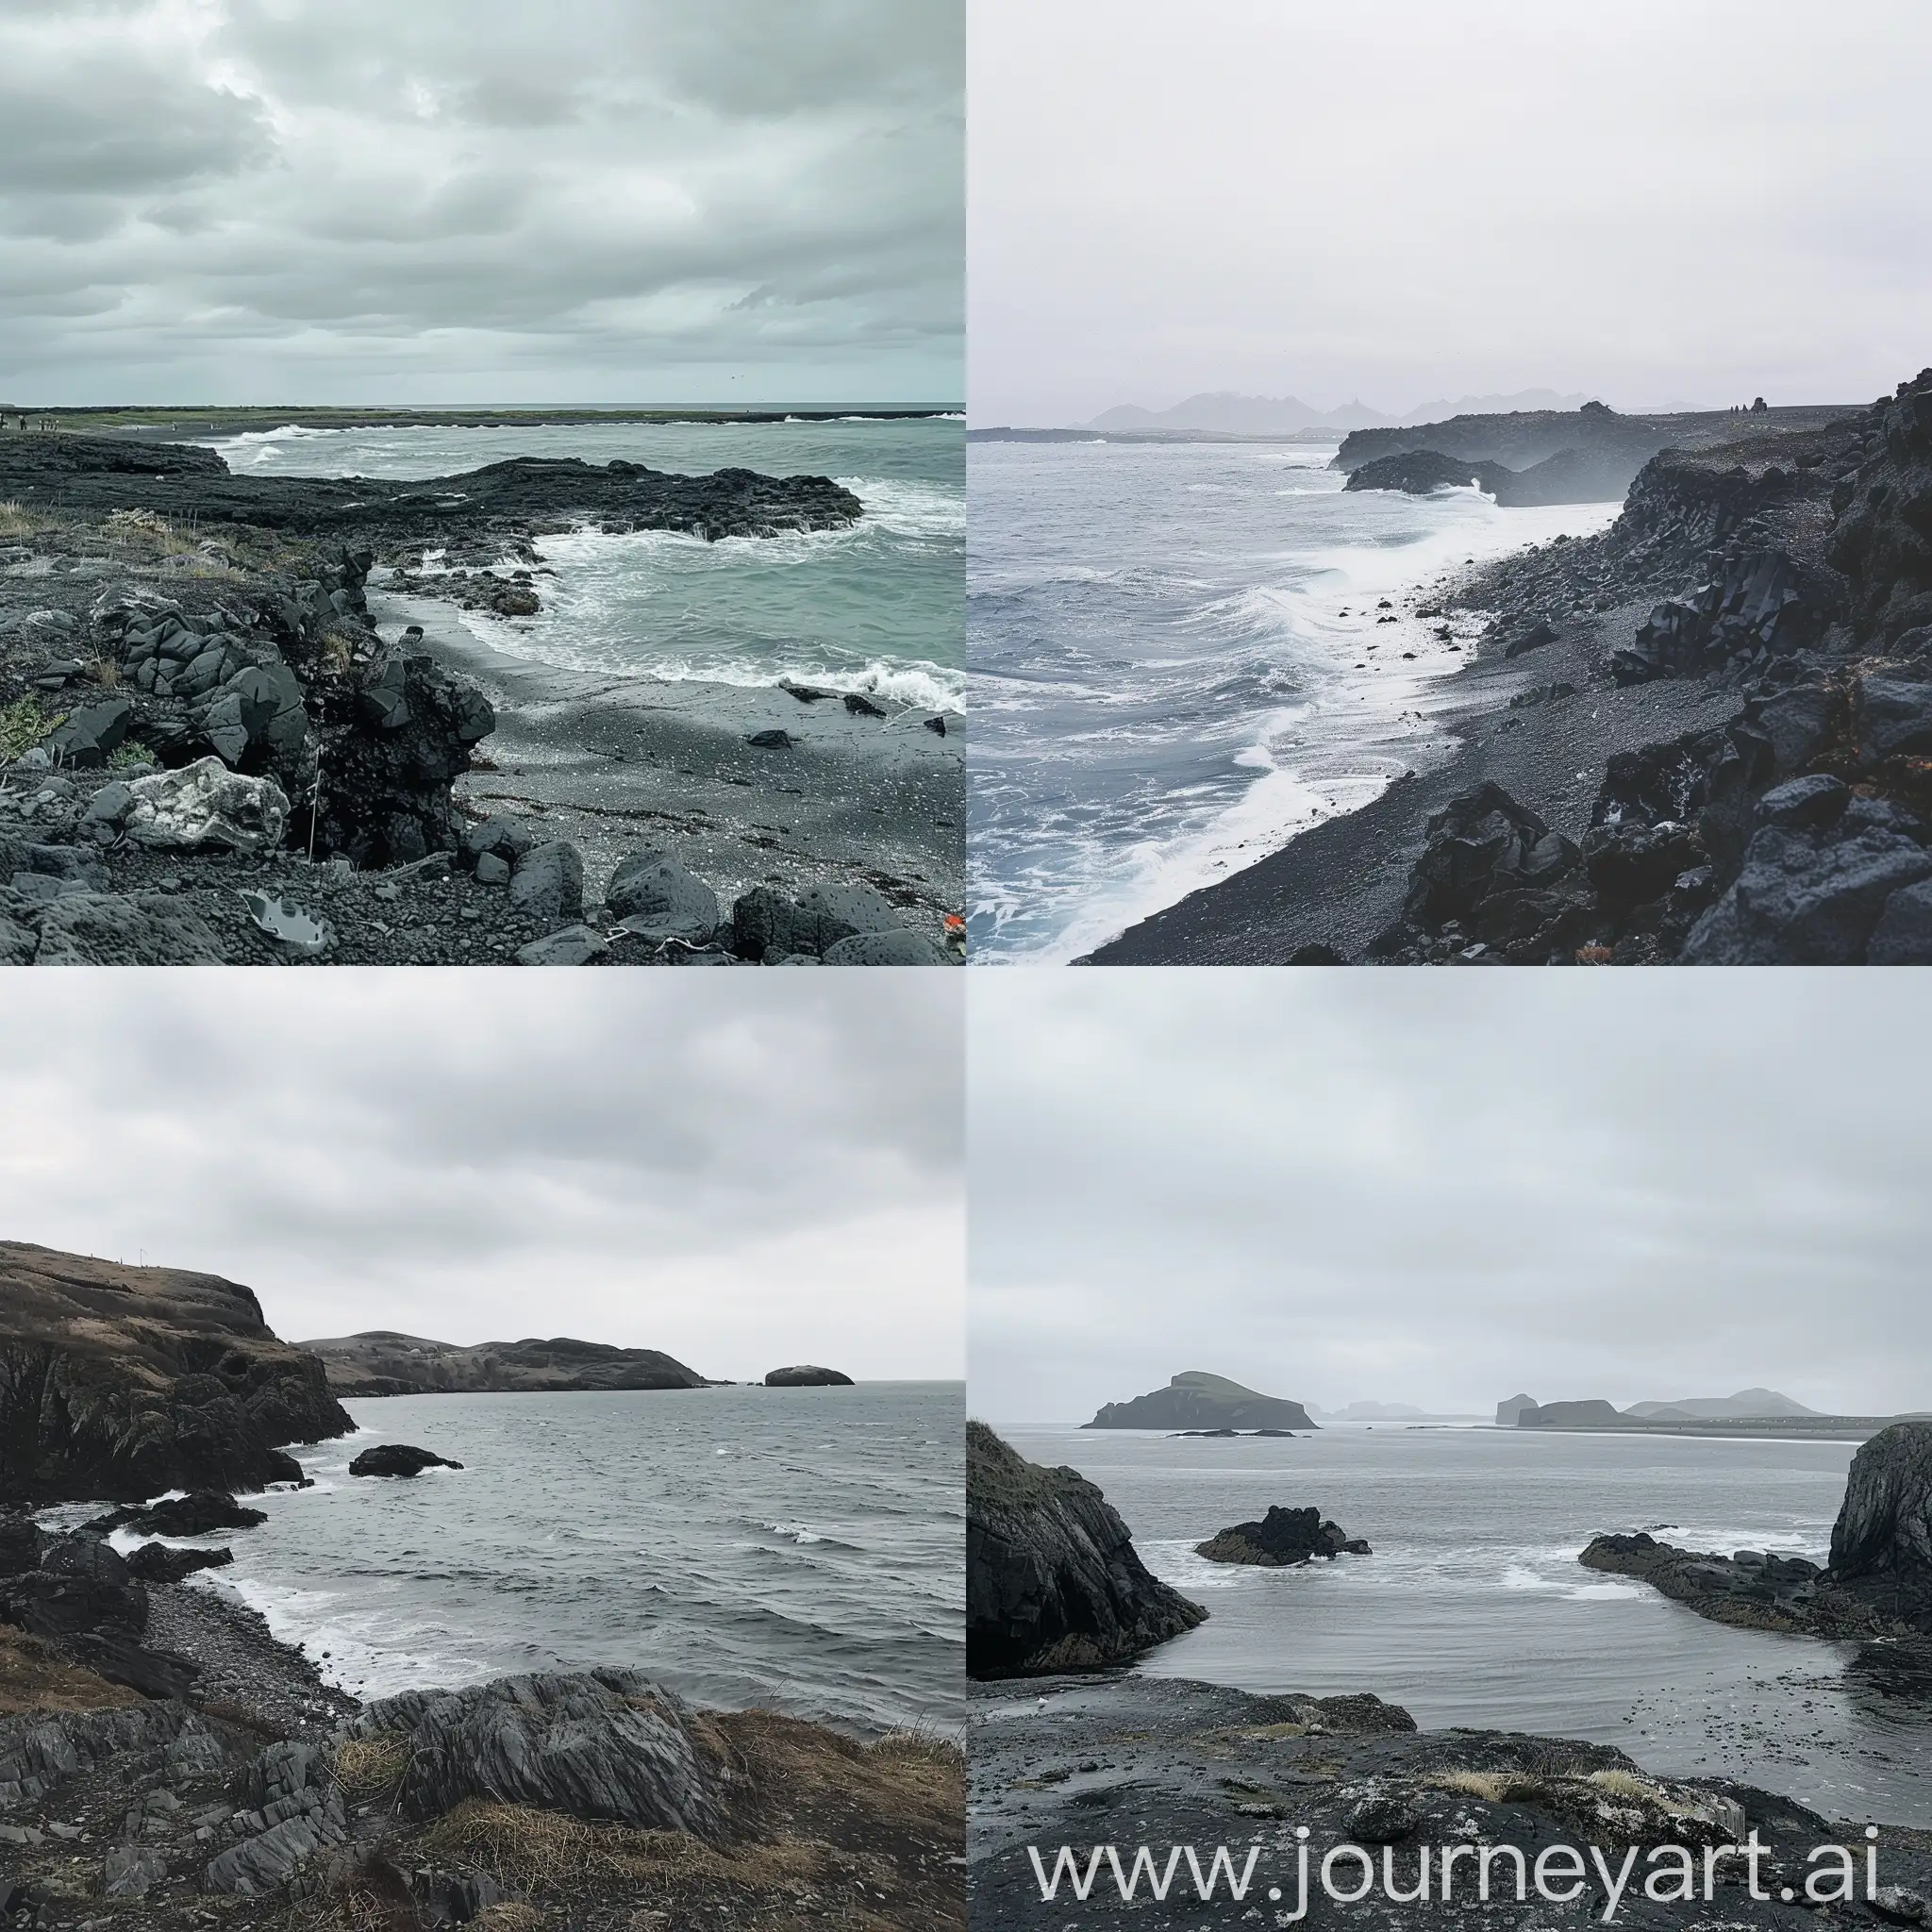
[1088,371,1932,965]
[0,425,962,966]
[965,1422,1932,1930]
[0,1241,963,1927]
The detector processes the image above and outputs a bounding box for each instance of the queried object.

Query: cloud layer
[0,972,963,1382]
[972,974,1932,1424]
[970,0,1932,424]
[1,0,962,405]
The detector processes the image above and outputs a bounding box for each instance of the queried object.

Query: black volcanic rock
[349,1443,464,1479]
[300,1329,708,1397]
[764,1365,854,1387]
[1830,1422,1932,1626]
[1085,1370,1315,1432]
[1346,450,1518,498]
[1196,1505,1372,1565]
[1578,1532,1839,1633]
[966,1421,1206,1676]
[0,1241,353,1507]
[125,1541,234,1584]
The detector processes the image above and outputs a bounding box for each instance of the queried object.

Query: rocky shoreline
[0,432,962,966]
[1088,370,1932,964]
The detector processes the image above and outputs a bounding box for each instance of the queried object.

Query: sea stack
[1084,1370,1315,1431]
[966,1421,1205,1676]
[764,1366,856,1387]
[1828,1421,1932,1626]
[1197,1506,1371,1565]
[1495,1393,1538,1424]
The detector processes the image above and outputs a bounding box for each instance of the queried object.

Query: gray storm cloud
[969,0,1932,425]
[0,974,963,1383]
[0,0,962,405]
[970,974,1932,1425]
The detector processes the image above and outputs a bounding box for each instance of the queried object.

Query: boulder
[1869,879,1932,963]
[122,757,291,854]
[966,1421,1207,1677]
[129,1490,267,1538]
[507,841,583,924]
[30,891,226,965]
[341,1668,724,1836]
[821,928,951,965]
[125,1541,234,1584]
[764,1366,855,1387]
[43,697,134,769]
[515,924,608,966]
[1402,783,1581,932]
[1682,821,1932,964]
[605,848,719,941]
[1580,819,1704,912]
[1828,1423,1932,1629]
[1196,1506,1372,1566]
[458,816,535,869]
[349,1443,464,1479]
[1860,676,1932,762]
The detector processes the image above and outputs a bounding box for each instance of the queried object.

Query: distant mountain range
[1087,389,1592,436]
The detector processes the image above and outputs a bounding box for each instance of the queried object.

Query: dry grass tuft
[329,1731,411,1802]
[1430,1769,1548,1805]
[867,1726,965,1771]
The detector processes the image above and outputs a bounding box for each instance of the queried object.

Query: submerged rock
[966,1420,1206,1676]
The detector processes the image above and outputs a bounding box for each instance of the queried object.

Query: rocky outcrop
[1495,1393,1538,1424]
[1345,443,1643,508]
[0,1241,352,1506]
[86,1490,269,1538]
[0,1529,202,1699]
[1085,1370,1316,1432]
[342,1668,724,1838]
[1332,399,1745,481]
[300,1329,708,1397]
[1196,1505,1371,1565]
[764,1365,855,1387]
[1578,1532,1848,1634]
[1519,1399,1624,1427]
[1830,1422,1932,1627]
[966,1421,1206,1676]
[347,1443,463,1479]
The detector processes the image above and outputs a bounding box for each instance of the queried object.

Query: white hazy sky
[0,0,962,407]
[970,974,1932,1425]
[0,974,963,1384]
[969,0,1932,425]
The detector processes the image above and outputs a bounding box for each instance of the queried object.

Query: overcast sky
[970,0,1932,425]
[0,974,962,1383]
[971,974,1932,1425]
[0,0,961,408]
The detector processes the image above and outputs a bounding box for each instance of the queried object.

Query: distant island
[1505,1388,1922,1440]
[1084,1370,1315,1432]
[298,1330,711,1397]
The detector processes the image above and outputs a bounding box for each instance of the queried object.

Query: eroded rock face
[1830,1423,1932,1627]
[966,1421,1206,1677]
[342,1668,724,1838]
[0,1240,353,1505]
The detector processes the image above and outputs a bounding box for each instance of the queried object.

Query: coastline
[370,582,965,939]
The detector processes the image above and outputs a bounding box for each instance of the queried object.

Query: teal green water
[203,416,964,709]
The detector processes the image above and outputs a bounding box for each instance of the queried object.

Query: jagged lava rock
[966,1421,1206,1676]
[1196,1505,1372,1565]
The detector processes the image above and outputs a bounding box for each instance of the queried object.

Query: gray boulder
[516,923,608,966]
[206,1740,348,1894]
[341,1668,724,1838]
[122,758,291,854]
[1870,880,1932,963]
[0,915,35,963]
[822,928,951,965]
[459,816,535,869]
[44,697,134,769]
[475,850,511,886]
[1859,676,1932,761]
[508,840,583,924]
[606,848,718,941]
[102,1846,169,1897]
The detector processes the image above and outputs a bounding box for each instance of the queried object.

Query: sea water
[69,1384,963,1736]
[191,416,964,714]
[1004,1422,1931,1825]
[967,438,1620,961]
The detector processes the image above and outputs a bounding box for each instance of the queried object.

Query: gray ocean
[75,1385,964,1736]
[1003,1422,1932,1826]
[193,416,965,713]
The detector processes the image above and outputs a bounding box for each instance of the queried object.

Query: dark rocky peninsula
[0,432,961,965]
[965,1422,1205,1677]
[1197,1505,1371,1565]
[301,1330,708,1398]
[0,1242,350,1507]
[764,1365,856,1387]
[1090,371,1932,966]
[1582,1422,1932,1644]
[1085,1369,1316,1432]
